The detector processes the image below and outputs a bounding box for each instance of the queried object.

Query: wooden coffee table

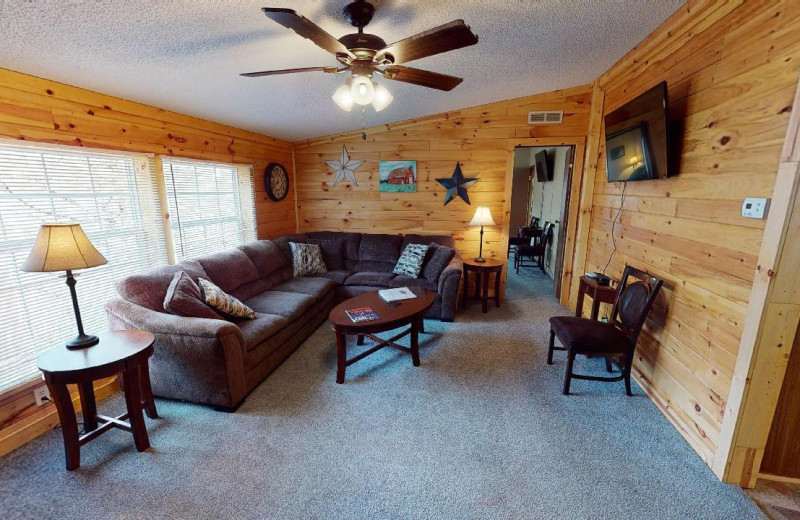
[328,288,435,383]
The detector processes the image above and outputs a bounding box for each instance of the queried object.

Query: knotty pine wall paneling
[579,0,800,469]
[292,85,592,300]
[0,67,296,239]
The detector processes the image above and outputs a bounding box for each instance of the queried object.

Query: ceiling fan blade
[262,8,354,58]
[383,66,463,91]
[240,66,339,78]
[378,20,478,64]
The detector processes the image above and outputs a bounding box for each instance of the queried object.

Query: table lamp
[20,223,108,349]
[468,206,496,263]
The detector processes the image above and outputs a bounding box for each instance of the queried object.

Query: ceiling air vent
[527,110,563,125]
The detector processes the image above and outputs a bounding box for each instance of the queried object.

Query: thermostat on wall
[741,197,769,219]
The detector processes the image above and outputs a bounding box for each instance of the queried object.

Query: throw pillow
[309,238,345,271]
[289,242,327,276]
[393,243,430,277]
[197,277,256,320]
[422,243,456,282]
[163,271,224,320]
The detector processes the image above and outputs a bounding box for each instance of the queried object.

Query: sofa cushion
[238,240,289,278]
[344,271,397,287]
[401,233,455,249]
[198,278,256,320]
[309,238,345,271]
[244,291,316,321]
[354,260,396,273]
[393,243,429,277]
[290,242,327,276]
[422,243,457,282]
[306,231,362,268]
[273,234,308,263]
[236,312,289,350]
[389,275,438,292]
[358,233,403,263]
[272,276,335,299]
[196,249,259,294]
[311,270,353,284]
[163,271,223,320]
[116,260,207,312]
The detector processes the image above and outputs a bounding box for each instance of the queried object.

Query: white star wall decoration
[326,145,364,187]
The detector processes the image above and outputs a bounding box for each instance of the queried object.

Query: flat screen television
[534,149,551,182]
[604,81,669,182]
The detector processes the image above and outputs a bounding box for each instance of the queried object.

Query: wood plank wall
[292,85,592,279]
[0,66,295,456]
[0,67,296,239]
[581,0,800,465]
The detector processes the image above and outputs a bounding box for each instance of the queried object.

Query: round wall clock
[265,162,289,201]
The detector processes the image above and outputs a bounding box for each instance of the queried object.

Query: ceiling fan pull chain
[361,106,367,140]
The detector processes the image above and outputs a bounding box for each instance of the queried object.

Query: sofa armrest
[437,256,463,321]
[105,298,247,409]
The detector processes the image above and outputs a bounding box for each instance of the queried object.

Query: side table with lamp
[22,223,157,470]
[463,207,503,313]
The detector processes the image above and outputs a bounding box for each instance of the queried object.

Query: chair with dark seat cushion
[514,223,553,273]
[507,226,538,259]
[547,265,663,396]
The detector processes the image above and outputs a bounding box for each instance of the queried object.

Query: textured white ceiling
[0,0,684,142]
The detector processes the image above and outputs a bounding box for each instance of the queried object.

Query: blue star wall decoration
[436,163,478,205]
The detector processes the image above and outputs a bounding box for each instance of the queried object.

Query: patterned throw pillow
[289,242,327,276]
[393,243,430,277]
[198,277,256,320]
[163,271,224,320]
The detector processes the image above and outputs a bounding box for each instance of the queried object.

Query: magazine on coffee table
[378,287,417,303]
[345,307,380,323]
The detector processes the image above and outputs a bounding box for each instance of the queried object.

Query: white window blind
[0,143,167,392]
[162,157,256,261]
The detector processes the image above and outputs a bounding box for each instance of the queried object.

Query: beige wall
[528,146,570,277]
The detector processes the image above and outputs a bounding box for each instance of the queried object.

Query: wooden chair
[547,265,663,395]
[508,226,539,259]
[514,223,553,273]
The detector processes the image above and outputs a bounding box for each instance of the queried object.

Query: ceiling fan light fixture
[332,83,354,111]
[350,75,375,105]
[372,82,393,112]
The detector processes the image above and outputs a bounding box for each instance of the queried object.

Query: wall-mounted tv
[534,149,551,182]
[604,81,669,182]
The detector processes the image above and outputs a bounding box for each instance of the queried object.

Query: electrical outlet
[33,386,50,406]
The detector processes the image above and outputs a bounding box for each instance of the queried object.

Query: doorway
[507,145,575,297]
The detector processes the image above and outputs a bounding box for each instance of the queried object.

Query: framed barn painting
[379,160,417,193]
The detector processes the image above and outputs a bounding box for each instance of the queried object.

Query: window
[162,158,256,261]
[0,143,167,392]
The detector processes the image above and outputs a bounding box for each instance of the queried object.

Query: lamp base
[66,334,99,350]
[473,257,486,263]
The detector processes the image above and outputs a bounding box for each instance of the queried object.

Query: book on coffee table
[345,307,380,323]
[378,287,417,303]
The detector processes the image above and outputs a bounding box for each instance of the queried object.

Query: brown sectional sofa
[105,232,462,409]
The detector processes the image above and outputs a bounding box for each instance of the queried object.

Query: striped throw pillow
[393,243,430,278]
[198,277,256,320]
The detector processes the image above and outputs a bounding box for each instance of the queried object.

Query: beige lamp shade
[468,206,496,227]
[20,223,107,272]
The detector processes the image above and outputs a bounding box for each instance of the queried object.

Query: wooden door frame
[500,137,586,305]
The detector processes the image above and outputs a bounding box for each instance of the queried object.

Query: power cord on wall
[602,181,627,275]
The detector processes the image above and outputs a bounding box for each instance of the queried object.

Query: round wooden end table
[328,288,435,384]
[462,258,505,313]
[38,330,157,470]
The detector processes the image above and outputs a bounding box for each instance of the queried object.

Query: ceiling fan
[241,0,479,112]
